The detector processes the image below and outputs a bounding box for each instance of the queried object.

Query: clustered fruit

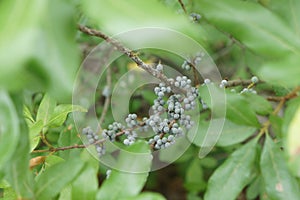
[82,57,260,158]
[82,60,201,157]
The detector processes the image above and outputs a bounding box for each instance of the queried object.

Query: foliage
[0,0,300,199]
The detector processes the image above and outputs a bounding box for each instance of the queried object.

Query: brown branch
[258,86,300,137]
[178,0,187,14]
[226,79,259,87]
[78,24,185,94]
[32,122,147,154]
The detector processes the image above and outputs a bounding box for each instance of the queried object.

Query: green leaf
[0,91,19,171]
[226,93,260,127]
[246,176,262,200]
[242,93,273,115]
[36,93,56,129]
[96,141,152,200]
[269,114,283,138]
[0,0,79,101]
[71,164,98,200]
[58,126,82,160]
[195,0,300,58]
[260,135,300,199]
[43,155,65,170]
[123,192,166,200]
[47,104,87,128]
[82,0,207,48]
[204,138,258,200]
[287,105,300,177]
[28,120,44,151]
[184,159,205,192]
[34,158,84,199]
[23,105,34,124]
[268,0,300,36]
[3,95,34,199]
[217,120,257,147]
[188,119,256,147]
[2,187,17,200]
[282,97,300,134]
[258,55,300,87]
[198,85,259,127]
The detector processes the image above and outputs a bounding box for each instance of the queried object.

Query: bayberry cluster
[102,122,124,142]
[82,69,200,156]
[82,127,106,157]
[142,75,198,150]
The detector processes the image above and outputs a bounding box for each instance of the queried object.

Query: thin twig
[99,49,113,126]
[258,86,300,137]
[99,69,111,126]
[226,79,256,87]
[178,0,187,14]
[78,25,185,94]
[31,122,147,154]
[40,132,53,148]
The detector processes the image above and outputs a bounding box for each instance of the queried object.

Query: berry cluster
[102,122,124,142]
[82,127,106,157]
[143,75,198,150]
[190,13,201,22]
[82,69,200,156]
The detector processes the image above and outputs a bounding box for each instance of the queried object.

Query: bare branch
[78,25,185,94]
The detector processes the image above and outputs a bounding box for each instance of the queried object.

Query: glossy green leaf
[260,135,300,199]
[195,0,300,58]
[71,164,98,200]
[35,158,84,199]
[36,93,56,129]
[3,95,34,199]
[204,138,258,200]
[0,91,19,171]
[287,105,300,177]
[96,141,152,200]
[242,93,273,115]
[0,0,79,101]
[47,104,87,128]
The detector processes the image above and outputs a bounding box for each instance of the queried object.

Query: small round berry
[204,79,211,84]
[123,139,130,146]
[251,76,259,83]
[156,63,163,71]
[221,79,228,86]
